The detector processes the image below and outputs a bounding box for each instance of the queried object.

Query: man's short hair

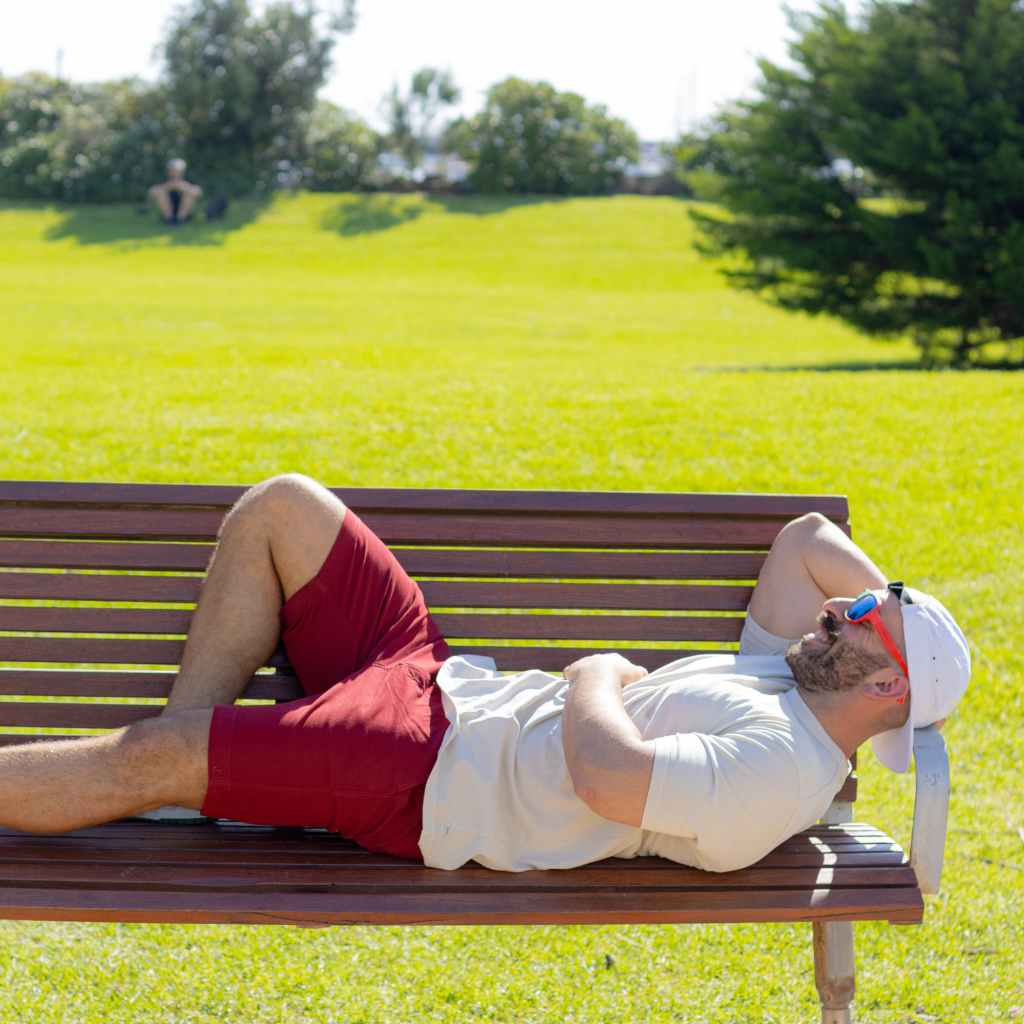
[168,158,187,175]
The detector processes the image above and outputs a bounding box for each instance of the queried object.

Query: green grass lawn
[0,192,1020,1023]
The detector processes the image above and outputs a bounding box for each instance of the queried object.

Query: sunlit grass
[0,192,1020,1023]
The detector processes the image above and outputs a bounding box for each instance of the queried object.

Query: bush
[0,74,176,202]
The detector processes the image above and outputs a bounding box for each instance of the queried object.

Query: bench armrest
[909,725,950,895]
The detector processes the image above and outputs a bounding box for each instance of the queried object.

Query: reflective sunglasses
[844,582,911,700]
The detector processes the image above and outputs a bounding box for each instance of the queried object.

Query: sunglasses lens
[846,593,878,621]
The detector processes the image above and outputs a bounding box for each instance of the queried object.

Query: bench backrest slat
[0,481,854,800]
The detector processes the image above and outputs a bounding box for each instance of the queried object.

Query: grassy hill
[0,192,1020,1023]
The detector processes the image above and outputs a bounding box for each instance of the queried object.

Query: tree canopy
[161,0,356,194]
[380,67,460,175]
[444,78,639,195]
[688,0,1024,367]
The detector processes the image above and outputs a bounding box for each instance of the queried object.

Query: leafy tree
[301,99,380,190]
[689,0,1024,367]
[444,77,639,195]
[160,0,357,195]
[379,67,460,175]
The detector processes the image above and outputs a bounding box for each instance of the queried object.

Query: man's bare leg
[0,710,211,833]
[748,512,887,639]
[164,473,347,713]
[148,184,173,221]
[176,184,202,222]
[0,475,347,834]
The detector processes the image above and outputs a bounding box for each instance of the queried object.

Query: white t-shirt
[418,651,850,873]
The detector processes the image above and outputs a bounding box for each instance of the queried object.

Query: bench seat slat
[0,885,923,926]
[0,861,919,891]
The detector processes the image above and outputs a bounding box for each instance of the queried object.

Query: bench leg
[812,920,855,1023]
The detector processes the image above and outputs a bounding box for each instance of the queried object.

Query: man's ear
[861,669,909,704]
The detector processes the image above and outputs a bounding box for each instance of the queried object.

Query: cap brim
[870,715,913,773]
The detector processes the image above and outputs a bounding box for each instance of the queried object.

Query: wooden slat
[0,886,921,926]
[0,859,918,891]
[0,541,213,572]
[0,827,896,868]
[0,636,729,669]
[421,581,754,611]
[0,573,754,611]
[0,703,157,729]
[0,507,820,549]
[0,541,768,580]
[0,606,743,642]
[0,607,193,635]
[0,481,851,522]
[0,670,299,700]
[435,613,743,642]
[0,572,203,603]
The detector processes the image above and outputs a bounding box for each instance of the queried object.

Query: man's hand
[563,652,649,687]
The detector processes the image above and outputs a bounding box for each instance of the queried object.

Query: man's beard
[785,610,844,693]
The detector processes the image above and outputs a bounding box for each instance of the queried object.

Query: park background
[1,1,1022,1021]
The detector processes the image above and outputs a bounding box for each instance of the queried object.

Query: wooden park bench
[0,481,951,1024]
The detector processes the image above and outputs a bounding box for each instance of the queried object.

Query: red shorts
[200,508,452,860]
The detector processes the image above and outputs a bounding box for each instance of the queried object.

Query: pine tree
[689,0,1024,367]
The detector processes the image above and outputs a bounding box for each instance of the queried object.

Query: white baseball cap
[871,585,971,773]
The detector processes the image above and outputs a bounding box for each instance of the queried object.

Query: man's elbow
[571,775,641,827]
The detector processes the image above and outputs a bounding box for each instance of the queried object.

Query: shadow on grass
[707,358,1022,372]
[706,359,927,373]
[38,195,273,247]
[319,191,569,237]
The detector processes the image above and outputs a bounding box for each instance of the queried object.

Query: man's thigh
[276,495,450,695]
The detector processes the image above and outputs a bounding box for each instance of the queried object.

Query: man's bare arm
[747,512,887,640]
[561,654,655,827]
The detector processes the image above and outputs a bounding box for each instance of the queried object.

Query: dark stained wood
[0,480,851,522]
[434,613,744,642]
[0,703,160,729]
[0,670,297,700]
[0,636,731,671]
[0,571,204,603]
[0,885,923,926]
[420,581,755,611]
[0,506,819,549]
[0,541,767,580]
[0,540,214,572]
[0,859,919,891]
[0,572,754,611]
[0,605,747,636]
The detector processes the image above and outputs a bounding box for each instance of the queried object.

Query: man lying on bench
[0,475,970,872]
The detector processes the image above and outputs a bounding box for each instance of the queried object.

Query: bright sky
[0,0,826,140]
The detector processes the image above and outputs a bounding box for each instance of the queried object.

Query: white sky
[0,0,827,140]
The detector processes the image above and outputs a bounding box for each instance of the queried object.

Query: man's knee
[220,473,344,544]
[117,711,211,809]
[770,512,832,555]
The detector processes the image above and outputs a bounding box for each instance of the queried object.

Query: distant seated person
[148,158,202,226]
